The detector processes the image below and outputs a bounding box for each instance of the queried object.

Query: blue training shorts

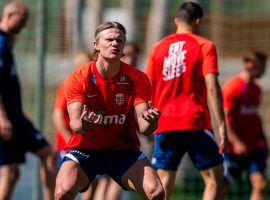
[0,118,48,166]
[62,148,147,191]
[152,130,223,171]
[223,150,267,183]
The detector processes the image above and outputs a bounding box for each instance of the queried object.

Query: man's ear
[93,40,99,51]
[174,17,180,26]
[194,18,201,27]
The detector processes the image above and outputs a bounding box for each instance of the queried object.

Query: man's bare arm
[205,73,228,152]
[135,101,160,136]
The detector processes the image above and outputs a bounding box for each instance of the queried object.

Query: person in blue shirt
[0,1,55,199]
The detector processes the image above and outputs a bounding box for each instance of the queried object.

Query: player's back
[146,33,218,132]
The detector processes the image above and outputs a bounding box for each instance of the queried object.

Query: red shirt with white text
[145,33,218,133]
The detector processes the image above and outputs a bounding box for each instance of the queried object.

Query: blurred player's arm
[53,107,71,143]
[135,101,160,136]
[0,58,13,140]
[205,73,228,152]
[224,108,247,154]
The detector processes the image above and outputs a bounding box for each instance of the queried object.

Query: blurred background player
[222,50,268,200]
[145,2,228,200]
[0,1,55,200]
[54,21,164,200]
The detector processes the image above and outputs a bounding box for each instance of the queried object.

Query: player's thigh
[152,132,185,171]
[121,159,162,193]
[35,144,53,160]
[56,160,89,194]
[248,151,267,189]
[223,153,243,183]
[249,172,267,190]
[248,150,267,178]
[0,163,20,179]
[18,119,50,155]
[0,135,25,165]
[187,130,223,170]
[157,168,177,188]
[200,164,224,184]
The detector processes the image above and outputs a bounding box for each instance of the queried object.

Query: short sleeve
[64,72,86,105]
[134,73,152,106]
[201,42,219,75]
[54,83,67,110]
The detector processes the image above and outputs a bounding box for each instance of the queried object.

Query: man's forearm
[208,82,226,127]
[138,116,157,136]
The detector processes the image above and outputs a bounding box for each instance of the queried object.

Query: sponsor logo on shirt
[117,75,129,85]
[89,74,97,84]
[240,106,258,115]
[87,94,99,98]
[116,93,124,105]
[97,114,126,125]
[163,41,187,81]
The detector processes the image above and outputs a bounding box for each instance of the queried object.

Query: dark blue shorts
[223,150,267,183]
[152,130,223,171]
[62,148,147,191]
[56,150,66,171]
[0,118,48,166]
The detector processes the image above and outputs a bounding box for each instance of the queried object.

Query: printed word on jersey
[163,41,187,81]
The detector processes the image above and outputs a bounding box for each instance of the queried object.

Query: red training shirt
[64,61,151,150]
[222,75,265,153]
[145,33,218,133]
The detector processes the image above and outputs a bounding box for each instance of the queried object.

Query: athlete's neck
[239,70,254,83]
[175,23,198,34]
[95,58,121,80]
